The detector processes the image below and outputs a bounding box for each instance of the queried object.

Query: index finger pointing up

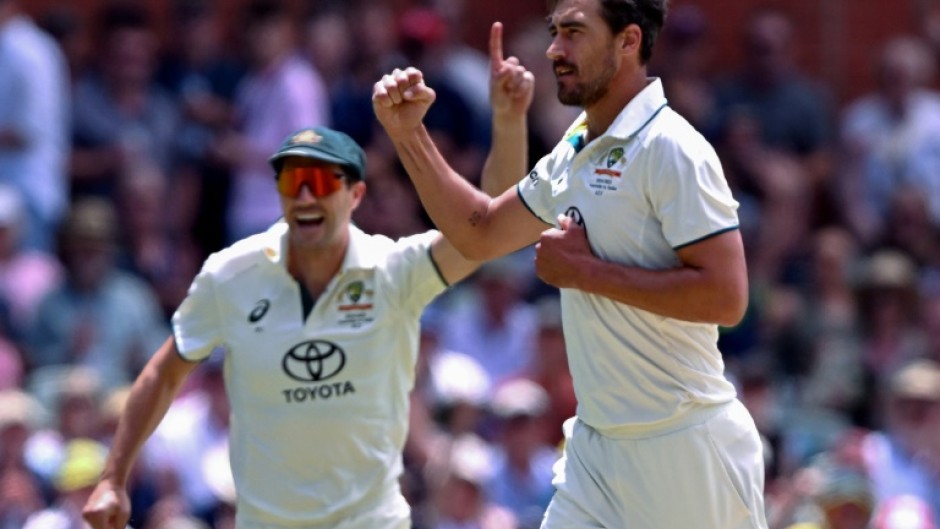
[490,21,504,71]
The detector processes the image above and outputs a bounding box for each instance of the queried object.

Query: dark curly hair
[547,0,668,64]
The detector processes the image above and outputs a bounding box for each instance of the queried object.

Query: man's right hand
[82,481,131,529]
[489,21,534,121]
[372,67,437,138]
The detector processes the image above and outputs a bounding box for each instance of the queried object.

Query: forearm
[390,125,496,259]
[481,114,528,196]
[100,340,193,487]
[573,257,747,326]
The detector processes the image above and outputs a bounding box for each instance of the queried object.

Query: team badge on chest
[337,279,375,328]
[589,147,627,194]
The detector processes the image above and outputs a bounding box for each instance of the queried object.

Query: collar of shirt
[559,77,668,155]
[606,77,669,141]
[259,220,370,274]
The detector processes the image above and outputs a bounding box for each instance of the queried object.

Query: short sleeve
[649,136,739,249]
[172,259,224,361]
[385,231,449,316]
[517,153,558,226]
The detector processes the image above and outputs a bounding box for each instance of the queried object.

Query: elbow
[715,283,749,328]
[716,302,747,328]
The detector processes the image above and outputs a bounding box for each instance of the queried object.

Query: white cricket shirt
[172,222,446,528]
[518,78,739,435]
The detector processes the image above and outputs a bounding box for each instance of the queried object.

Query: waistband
[584,400,736,440]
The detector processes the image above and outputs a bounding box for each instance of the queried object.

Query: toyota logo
[282,341,347,382]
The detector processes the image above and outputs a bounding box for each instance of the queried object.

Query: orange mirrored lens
[277,166,343,198]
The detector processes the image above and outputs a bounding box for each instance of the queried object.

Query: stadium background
[20,0,939,105]
[0,0,940,529]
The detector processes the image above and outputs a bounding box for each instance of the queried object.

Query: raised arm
[425,22,542,278]
[373,26,547,262]
[480,21,534,196]
[83,337,201,529]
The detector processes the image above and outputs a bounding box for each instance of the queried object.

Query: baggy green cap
[269,127,366,181]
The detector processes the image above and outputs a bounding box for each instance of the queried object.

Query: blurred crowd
[0,0,939,528]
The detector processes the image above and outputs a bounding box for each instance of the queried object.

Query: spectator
[36,5,92,83]
[524,296,575,448]
[428,351,492,439]
[69,2,181,202]
[155,0,246,256]
[23,367,107,487]
[330,0,408,149]
[438,257,538,386]
[351,143,431,240]
[0,184,62,340]
[302,3,352,99]
[650,4,716,133]
[213,0,330,242]
[839,36,940,246]
[116,163,202,321]
[23,438,108,529]
[863,359,940,523]
[879,186,940,270]
[25,198,168,391]
[144,359,230,524]
[425,434,517,529]
[855,251,926,385]
[428,0,494,125]
[0,389,49,529]
[486,379,557,529]
[0,0,70,252]
[710,8,836,230]
[770,227,866,423]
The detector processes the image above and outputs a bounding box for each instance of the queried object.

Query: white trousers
[542,400,769,529]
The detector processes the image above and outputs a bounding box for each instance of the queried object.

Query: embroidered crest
[606,147,625,168]
[290,130,322,145]
[345,281,364,303]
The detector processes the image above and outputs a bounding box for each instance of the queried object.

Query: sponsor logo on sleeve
[528,170,540,186]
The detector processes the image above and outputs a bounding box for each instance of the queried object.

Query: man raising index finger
[374,1,768,528]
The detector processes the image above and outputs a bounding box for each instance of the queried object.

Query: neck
[584,68,649,141]
[287,237,348,299]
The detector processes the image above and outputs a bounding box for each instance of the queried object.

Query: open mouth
[554,64,576,78]
[295,212,325,228]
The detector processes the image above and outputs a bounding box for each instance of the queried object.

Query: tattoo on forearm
[469,210,483,227]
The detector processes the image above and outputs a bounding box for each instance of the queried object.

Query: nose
[546,36,564,61]
[295,183,318,202]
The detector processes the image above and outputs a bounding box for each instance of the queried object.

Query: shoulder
[202,225,285,282]
[644,108,718,164]
[350,227,437,268]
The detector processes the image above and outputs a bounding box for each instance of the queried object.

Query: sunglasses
[276,166,346,198]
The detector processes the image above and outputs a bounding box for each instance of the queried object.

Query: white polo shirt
[172,221,446,528]
[518,78,739,435]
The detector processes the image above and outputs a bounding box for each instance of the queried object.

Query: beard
[555,53,618,107]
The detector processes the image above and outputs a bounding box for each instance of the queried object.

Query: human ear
[620,24,642,54]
